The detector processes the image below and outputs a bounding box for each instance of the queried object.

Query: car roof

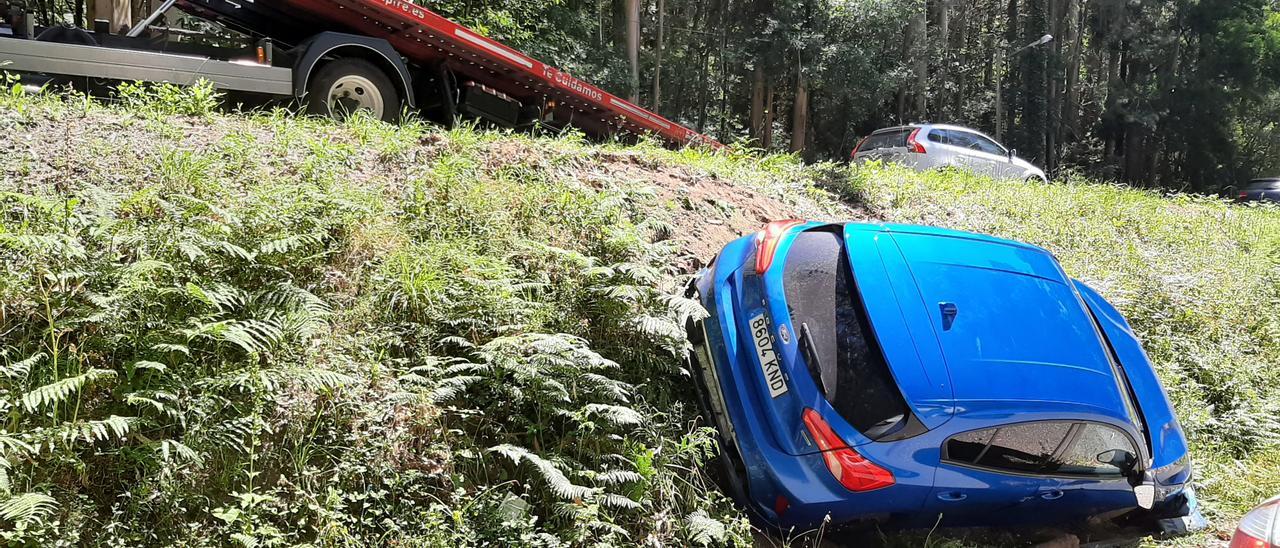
[867,124,1001,141]
[842,222,1133,426]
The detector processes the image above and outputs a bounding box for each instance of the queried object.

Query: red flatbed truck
[0,0,720,148]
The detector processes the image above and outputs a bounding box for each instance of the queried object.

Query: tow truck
[0,0,719,148]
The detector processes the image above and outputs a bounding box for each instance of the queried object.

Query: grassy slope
[0,84,1276,546]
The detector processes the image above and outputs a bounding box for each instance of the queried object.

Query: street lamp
[994,34,1053,143]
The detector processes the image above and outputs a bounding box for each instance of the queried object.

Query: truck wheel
[306,58,400,123]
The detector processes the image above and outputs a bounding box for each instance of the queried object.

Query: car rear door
[927,422,1073,526]
[1036,422,1144,521]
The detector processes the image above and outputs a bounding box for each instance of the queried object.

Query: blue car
[686,221,1193,530]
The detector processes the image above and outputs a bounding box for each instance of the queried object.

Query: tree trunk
[763,83,776,149]
[1061,0,1081,141]
[791,71,810,153]
[652,0,665,110]
[624,0,641,102]
[937,0,951,120]
[751,66,766,143]
[911,2,928,119]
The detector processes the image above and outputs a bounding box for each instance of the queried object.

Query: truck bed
[179,0,718,148]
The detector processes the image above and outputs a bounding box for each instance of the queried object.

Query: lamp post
[994,34,1053,143]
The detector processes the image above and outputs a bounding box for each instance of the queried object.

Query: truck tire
[306,58,400,123]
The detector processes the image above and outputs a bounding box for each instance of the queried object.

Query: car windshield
[858,129,911,152]
[782,228,912,441]
[1246,179,1280,191]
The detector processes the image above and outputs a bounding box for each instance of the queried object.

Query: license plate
[749,313,788,398]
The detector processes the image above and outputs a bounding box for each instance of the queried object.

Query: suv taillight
[755,220,805,275]
[1231,500,1280,548]
[906,128,926,154]
[850,137,869,158]
[801,408,895,492]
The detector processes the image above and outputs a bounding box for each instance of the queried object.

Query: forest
[19,0,1280,192]
[416,0,1280,193]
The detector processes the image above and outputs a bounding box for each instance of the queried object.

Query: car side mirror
[1097,449,1138,474]
[1008,148,1016,159]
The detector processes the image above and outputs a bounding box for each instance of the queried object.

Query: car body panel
[852,124,1047,182]
[1238,178,1280,203]
[1073,281,1189,470]
[887,232,1131,424]
[690,221,1189,529]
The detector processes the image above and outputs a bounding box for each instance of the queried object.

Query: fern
[256,233,324,256]
[216,319,285,354]
[0,493,57,524]
[490,444,595,501]
[21,369,117,413]
[684,510,727,546]
[1,352,43,380]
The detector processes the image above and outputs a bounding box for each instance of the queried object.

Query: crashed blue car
[686,221,1194,530]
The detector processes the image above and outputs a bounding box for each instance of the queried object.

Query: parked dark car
[1238,178,1280,203]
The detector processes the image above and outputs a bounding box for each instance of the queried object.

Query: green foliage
[116,80,221,118]
[0,91,748,546]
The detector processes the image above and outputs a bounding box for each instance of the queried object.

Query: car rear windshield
[782,228,913,441]
[1246,179,1280,190]
[858,129,911,152]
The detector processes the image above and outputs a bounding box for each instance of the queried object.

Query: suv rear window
[858,129,911,152]
[782,228,914,441]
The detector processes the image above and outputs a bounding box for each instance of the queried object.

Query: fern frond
[583,404,644,427]
[21,369,117,413]
[2,352,43,380]
[489,444,594,501]
[256,233,324,256]
[0,493,57,524]
[156,439,203,464]
[595,470,644,486]
[685,510,727,546]
[599,493,642,510]
[150,343,190,356]
[219,318,284,354]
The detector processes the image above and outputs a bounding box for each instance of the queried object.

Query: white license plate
[749,313,788,398]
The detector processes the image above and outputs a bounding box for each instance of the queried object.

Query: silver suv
[851,124,1048,182]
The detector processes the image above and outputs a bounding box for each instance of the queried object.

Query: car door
[926,422,1073,526]
[966,132,1019,178]
[944,130,1001,177]
[1037,421,1144,521]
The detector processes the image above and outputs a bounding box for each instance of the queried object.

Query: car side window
[969,133,1008,156]
[927,130,948,144]
[947,131,977,150]
[944,421,1137,477]
[1048,423,1136,476]
[945,422,1071,473]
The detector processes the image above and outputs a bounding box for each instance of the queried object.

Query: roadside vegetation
[0,83,1276,546]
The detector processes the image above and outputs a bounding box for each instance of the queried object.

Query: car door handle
[1039,489,1064,501]
[936,491,967,502]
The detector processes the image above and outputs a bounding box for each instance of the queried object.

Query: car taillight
[1240,191,1250,200]
[1231,500,1280,548]
[754,219,805,275]
[906,128,926,154]
[801,408,895,492]
[850,137,869,158]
